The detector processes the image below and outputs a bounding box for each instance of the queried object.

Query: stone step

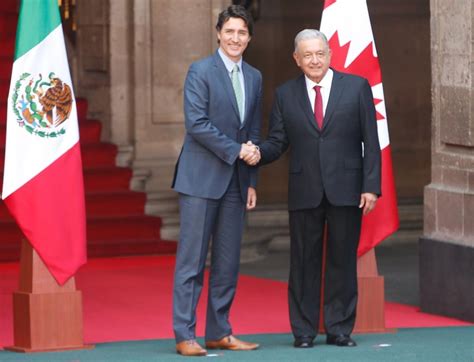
[159,214,180,241]
[240,226,289,263]
[145,191,180,215]
[156,199,424,260]
[380,228,422,246]
[247,201,423,230]
[265,227,424,253]
[247,204,288,228]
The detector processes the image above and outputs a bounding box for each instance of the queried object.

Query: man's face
[217,17,251,62]
[293,38,331,83]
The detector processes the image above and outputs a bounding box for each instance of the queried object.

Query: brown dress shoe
[205,335,259,351]
[176,340,207,356]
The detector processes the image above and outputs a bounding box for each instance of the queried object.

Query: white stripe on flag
[3,26,79,199]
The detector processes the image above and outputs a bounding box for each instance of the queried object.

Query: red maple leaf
[328,31,382,86]
[373,98,385,120]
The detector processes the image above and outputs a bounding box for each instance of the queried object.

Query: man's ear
[293,52,300,67]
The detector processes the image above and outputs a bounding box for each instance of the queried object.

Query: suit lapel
[213,52,240,123]
[295,75,320,133]
[323,70,345,131]
[241,62,253,129]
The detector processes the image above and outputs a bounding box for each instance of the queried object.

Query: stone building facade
[420,0,473,321]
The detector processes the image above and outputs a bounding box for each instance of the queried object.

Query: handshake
[239,141,261,166]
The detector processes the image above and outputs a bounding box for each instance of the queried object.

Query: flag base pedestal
[319,248,396,334]
[5,240,93,353]
[353,249,395,334]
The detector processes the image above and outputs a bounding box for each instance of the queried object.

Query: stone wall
[75,0,111,140]
[420,0,473,322]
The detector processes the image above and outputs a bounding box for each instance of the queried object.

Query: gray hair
[294,29,329,52]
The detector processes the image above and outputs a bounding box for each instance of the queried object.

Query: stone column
[420,0,474,321]
[131,0,230,238]
[109,0,134,166]
[75,0,110,135]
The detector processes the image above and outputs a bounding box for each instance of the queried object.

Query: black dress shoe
[293,338,314,348]
[326,334,357,347]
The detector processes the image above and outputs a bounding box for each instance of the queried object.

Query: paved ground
[240,242,419,306]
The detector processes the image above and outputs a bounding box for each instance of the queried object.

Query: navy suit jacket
[260,69,381,211]
[172,51,262,202]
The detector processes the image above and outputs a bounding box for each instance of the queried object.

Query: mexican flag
[320,0,400,256]
[2,0,87,284]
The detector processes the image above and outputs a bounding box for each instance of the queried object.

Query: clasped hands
[239,141,260,166]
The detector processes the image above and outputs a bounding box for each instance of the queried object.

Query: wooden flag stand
[5,240,93,353]
[319,228,395,334]
[353,249,395,333]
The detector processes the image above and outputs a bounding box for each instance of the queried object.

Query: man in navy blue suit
[256,29,381,348]
[171,5,262,357]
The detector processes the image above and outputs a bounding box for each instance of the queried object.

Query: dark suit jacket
[172,51,262,202]
[260,69,381,211]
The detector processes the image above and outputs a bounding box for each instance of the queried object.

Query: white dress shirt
[305,68,333,118]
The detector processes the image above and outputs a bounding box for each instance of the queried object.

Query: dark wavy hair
[216,5,253,36]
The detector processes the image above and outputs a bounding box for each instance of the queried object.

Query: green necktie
[231,64,244,122]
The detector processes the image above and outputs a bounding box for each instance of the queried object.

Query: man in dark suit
[171,5,262,357]
[255,29,381,348]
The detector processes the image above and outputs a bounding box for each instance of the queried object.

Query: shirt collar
[218,47,243,73]
[305,68,334,91]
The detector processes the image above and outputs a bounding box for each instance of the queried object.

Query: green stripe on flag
[14,0,62,60]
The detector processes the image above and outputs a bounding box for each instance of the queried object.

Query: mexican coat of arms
[12,72,73,138]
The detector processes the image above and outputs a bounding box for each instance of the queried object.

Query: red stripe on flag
[358,146,399,256]
[4,143,87,285]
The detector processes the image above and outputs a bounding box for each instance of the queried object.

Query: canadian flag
[320,0,399,256]
[2,0,87,284]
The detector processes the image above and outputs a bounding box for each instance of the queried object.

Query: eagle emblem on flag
[11,72,73,138]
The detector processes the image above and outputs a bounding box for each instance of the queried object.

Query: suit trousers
[288,195,362,339]
[173,171,245,343]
